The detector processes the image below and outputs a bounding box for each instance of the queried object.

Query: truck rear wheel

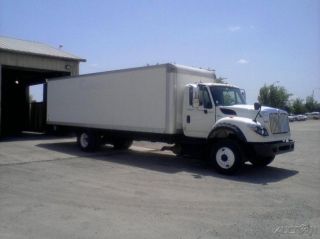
[209,140,243,174]
[249,156,275,167]
[77,130,99,152]
[113,139,133,150]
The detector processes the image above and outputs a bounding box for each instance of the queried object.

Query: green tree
[305,95,319,112]
[292,98,306,114]
[258,84,291,110]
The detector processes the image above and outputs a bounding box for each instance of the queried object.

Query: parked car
[312,112,320,119]
[296,114,307,121]
[309,112,320,120]
[288,115,296,122]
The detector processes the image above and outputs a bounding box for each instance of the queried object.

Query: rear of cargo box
[47,65,174,134]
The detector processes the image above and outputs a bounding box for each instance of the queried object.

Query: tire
[113,139,133,150]
[77,130,99,152]
[209,140,243,174]
[249,156,275,167]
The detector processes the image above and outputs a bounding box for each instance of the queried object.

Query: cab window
[199,86,212,109]
[189,87,193,106]
[210,86,245,106]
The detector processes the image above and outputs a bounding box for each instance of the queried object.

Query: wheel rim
[216,147,235,169]
[80,133,89,148]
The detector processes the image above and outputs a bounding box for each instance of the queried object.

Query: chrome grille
[269,112,290,134]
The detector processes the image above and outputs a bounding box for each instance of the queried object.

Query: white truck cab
[182,83,294,173]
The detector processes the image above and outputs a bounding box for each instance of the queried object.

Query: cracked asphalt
[0,120,319,239]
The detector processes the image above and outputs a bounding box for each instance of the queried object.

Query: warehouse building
[0,36,85,136]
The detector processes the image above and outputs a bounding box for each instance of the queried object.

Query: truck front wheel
[77,130,99,152]
[249,156,275,167]
[209,140,243,174]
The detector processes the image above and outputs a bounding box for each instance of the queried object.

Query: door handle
[204,109,208,114]
[186,115,190,123]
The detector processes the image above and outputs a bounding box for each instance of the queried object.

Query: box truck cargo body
[47,63,294,174]
[47,64,214,135]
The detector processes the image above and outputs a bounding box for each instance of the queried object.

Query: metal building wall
[0,51,79,76]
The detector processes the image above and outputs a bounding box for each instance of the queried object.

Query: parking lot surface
[0,121,319,239]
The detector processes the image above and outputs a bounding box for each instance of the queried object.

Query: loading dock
[0,36,85,136]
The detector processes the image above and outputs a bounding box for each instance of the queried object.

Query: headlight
[248,124,269,136]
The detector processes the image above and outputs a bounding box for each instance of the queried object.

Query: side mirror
[254,102,261,110]
[193,98,200,108]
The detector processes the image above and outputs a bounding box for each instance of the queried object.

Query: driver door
[184,85,215,138]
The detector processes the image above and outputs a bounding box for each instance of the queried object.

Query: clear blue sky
[1,0,319,103]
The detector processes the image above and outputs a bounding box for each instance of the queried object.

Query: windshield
[209,86,246,106]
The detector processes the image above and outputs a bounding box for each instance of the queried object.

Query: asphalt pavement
[0,120,319,239]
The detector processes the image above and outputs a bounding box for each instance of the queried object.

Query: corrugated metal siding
[0,51,79,75]
[0,36,85,61]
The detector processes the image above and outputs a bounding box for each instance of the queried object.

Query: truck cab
[182,83,294,173]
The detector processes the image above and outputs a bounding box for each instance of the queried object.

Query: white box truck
[47,64,294,174]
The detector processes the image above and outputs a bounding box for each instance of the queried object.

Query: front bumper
[250,140,295,157]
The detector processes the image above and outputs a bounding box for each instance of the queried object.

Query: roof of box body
[0,36,85,62]
[47,63,216,82]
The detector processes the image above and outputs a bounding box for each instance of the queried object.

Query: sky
[1,0,319,103]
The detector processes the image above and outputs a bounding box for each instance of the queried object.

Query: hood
[219,104,287,123]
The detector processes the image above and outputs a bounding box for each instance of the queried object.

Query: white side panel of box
[47,67,170,134]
